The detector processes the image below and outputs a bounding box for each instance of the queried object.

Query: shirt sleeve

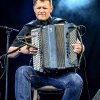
[11,25,31,47]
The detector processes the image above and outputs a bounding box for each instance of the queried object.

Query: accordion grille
[69,29,77,63]
[31,29,40,70]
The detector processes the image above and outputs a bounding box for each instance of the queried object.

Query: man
[8,0,84,100]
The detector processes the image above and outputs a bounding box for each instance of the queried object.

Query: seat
[33,86,64,100]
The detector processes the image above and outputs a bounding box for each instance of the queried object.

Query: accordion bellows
[31,23,79,72]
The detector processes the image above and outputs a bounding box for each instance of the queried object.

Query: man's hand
[72,39,83,54]
[19,45,38,55]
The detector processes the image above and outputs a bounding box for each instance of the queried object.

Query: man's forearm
[8,47,21,58]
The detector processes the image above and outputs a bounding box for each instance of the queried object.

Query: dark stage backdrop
[0,0,100,100]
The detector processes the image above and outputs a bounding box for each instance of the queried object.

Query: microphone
[17,35,36,40]
[0,26,19,32]
[17,36,38,49]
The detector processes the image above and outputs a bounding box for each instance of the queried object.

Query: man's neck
[37,16,52,25]
[40,20,48,25]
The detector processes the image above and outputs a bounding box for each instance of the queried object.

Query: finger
[74,47,81,53]
[73,49,80,54]
[72,42,81,47]
[29,49,38,54]
[29,47,38,51]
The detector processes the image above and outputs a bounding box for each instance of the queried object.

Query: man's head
[33,0,53,21]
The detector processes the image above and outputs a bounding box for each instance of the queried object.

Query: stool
[33,86,64,100]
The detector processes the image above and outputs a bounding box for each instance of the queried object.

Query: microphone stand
[5,28,13,100]
[5,29,10,100]
[2,26,19,100]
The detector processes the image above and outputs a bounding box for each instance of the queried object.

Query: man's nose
[40,8,44,12]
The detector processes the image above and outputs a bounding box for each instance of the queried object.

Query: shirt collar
[36,16,52,25]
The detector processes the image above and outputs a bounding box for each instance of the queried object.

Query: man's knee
[70,73,83,88]
[15,66,32,76]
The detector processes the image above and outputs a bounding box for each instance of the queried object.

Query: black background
[0,0,100,100]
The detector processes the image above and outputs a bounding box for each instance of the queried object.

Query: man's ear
[50,5,53,13]
[33,6,35,13]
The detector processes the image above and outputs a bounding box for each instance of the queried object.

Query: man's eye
[37,7,41,9]
[43,7,47,9]
[37,7,47,9]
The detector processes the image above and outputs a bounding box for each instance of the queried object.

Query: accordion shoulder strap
[51,17,67,24]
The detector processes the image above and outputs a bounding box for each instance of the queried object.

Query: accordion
[31,23,80,72]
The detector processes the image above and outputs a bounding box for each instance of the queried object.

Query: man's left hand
[72,39,82,54]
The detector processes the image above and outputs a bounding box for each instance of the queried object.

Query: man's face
[33,0,53,21]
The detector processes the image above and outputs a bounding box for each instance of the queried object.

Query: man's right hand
[19,45,38,55]
[8,45,38,58]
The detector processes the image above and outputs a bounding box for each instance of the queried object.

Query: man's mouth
[38,14,45,16]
